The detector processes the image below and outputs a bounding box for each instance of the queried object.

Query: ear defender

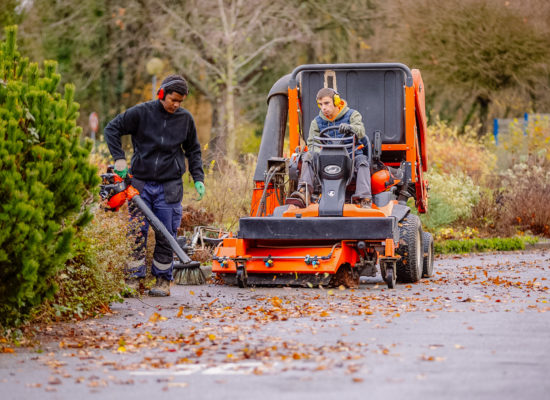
[333,92,341,107]
[157,87,165,100]
[317,89,342,108]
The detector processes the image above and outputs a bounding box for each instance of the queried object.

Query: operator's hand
[194,181,205,201]
[338,123,355,136]
[114,159,128,178]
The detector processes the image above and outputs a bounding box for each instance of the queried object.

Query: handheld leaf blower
[99,167,195,265]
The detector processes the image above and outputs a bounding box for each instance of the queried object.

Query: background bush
[184,155,256,230]
[499,161,550,236]
[35,208,130,322]
[426,119,496,184]
[0,26,99,329]
[419,170,480,231]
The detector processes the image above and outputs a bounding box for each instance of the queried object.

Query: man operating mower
[104,75,205,297]
[287,87,372,208]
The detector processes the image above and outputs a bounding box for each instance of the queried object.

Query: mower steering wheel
[319,125,352,138]
[318,126,355,148]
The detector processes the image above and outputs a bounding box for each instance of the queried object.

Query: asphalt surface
[1,249,549,400]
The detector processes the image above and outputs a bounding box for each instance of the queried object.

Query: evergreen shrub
[0,26,99,329]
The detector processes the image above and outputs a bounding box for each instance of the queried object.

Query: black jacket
[104,100,204,183]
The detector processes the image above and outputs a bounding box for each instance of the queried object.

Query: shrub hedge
[0,26,99,329]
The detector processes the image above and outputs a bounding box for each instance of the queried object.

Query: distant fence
[493,113,550,145]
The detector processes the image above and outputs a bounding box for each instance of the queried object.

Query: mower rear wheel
[422,231,434,278]
[396,214,423,283]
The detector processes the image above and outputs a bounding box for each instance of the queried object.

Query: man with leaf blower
[104,75,205,297]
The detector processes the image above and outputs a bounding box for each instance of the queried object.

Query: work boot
[360,198,372,209]
[149,277,171,297]
[124,278,143,298]
[285,187,308,208]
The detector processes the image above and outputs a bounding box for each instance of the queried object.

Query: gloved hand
[194,181,205,200]
[114,159,128,178]
[338,123,355,136]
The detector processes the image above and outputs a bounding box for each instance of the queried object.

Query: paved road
[1,250,549,400]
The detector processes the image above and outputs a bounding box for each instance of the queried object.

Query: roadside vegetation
[418,117,550,250]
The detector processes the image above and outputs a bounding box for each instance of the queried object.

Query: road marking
[129,362,272,376]
[202,362,266,375]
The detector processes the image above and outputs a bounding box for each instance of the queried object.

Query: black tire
[382,262,396,289]
[395,214,423,283]
[422,231,434,278]
[236,269,247,288]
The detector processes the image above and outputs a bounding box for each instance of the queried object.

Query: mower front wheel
[381,261,396,289]
[396,214,423,283]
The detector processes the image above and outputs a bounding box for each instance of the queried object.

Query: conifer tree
[0,26,99,329]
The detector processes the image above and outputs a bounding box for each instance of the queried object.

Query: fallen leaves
[148,312,168,323]
[9,251,548,393]
[420,355,446,362]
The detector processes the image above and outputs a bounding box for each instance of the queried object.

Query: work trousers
[299,152,372,200]
[126,181,182,280]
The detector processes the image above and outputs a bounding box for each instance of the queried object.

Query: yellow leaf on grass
[117,346,126,353]
[208,334,216,341]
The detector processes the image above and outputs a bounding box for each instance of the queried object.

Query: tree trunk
[209,96,226,162]
[476,95,491,138]
[225,43,236,160]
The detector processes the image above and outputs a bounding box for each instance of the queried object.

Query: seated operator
[287,87,372,208]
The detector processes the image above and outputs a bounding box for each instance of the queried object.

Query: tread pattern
[422,231,434,278]
[395,214,423,283]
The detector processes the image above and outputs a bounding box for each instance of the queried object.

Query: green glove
[114,159,128,178]
[194,181,205,200]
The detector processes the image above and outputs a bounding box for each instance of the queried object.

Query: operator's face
[318,96,338,119]
[161,92,185,114]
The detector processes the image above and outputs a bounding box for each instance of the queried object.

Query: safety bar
[290,63,413,87]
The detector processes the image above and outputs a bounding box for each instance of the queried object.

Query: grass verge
[435,236,539,254]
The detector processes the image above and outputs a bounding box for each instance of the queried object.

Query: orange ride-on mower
[212,63,433,289]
